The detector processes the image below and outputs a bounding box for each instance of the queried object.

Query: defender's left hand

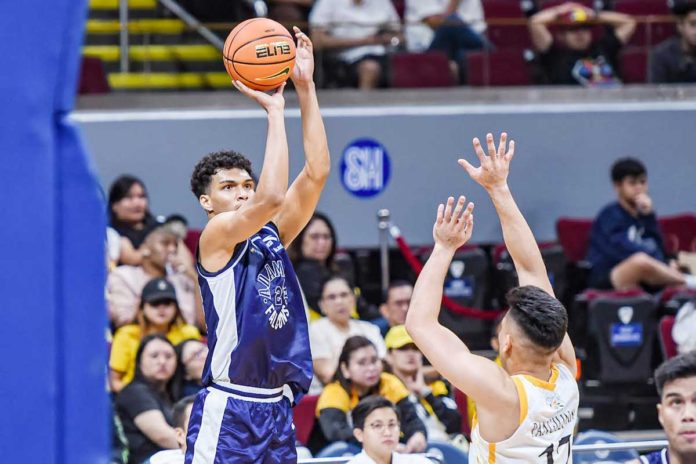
[291,26,314,86]
[433,196,475,252]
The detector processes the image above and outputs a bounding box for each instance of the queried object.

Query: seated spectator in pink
[529,2,635,86]
[650,2,696,83]
[268,0,314,22]
[110,278,201,393]
[309,0,401,89]
[109,175,159,252]
[310,275,387,385]
[404,0,487,83]
[586,158,696,290]
[108,225,198,328]
[115,334,179,464]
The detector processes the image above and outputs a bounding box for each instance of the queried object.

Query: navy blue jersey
[197,222,312,398]
[640,449,669,464]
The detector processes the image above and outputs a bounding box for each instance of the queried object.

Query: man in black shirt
[650,2,696,83]
[529,2,636,85]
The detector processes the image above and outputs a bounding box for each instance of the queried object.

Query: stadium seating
[493,242,567,306]
[556,217,593,265]
[453,388,472,437]
[294,395,320,446]
[425,441,468,463]
[659,213,696,254]
[467,49,532,86]
[620,47,648,83]
[79,57,110,94]
[573,430,640,463]
[390,52,457,88]
[583,290,657,383]
[658,315,677,359]
[613,0,674,47]
[184,229,201,255]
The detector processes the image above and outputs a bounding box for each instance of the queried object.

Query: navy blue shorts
[184,383,296,464]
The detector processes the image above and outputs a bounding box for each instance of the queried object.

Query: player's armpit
[408,322,518,413]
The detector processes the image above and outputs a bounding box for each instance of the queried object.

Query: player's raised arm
[274,27,330,247]
[405,197,518,409]
[198,82,289,269]
[458,132,576,375]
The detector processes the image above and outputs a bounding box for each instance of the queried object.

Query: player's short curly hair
[506,285,568,353]
[190,150,253,198]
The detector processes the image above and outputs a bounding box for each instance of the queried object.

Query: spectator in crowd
[586,158,696,290]
[309,0,402,89]
[404,0,487,83]
[172,339,207,400]
[110,278,201,393]
[310,275,387,385]
[347,396,433,464]
[650,2,696,83]
[109,175,159,250]
[268,0,314,22]
[289,212,340,315]
[466,313,503,430]
[115,334,179,464]
[316,336,428,453]
[107,226,198,328]
[145,395,195,464]
[163,214,196,275]
[627,351,696,464]
[379,281,413,334]
[385,325,462,442]
[529,2,636,86]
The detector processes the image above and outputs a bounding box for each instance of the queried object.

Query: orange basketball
[223,18,296,91]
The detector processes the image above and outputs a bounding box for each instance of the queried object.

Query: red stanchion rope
[389,225,503,320]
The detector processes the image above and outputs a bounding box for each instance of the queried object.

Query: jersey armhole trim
[512,377,528,425]
[197,239,249,278]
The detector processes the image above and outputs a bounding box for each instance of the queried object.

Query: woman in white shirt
[309,275,387,385]
[347,396,434,464]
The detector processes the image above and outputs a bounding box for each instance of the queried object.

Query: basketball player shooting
[405,133,579,463]
[184,29,329,463]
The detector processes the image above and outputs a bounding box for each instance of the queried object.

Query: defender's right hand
[233,80,286,113]
[458,132,515,192]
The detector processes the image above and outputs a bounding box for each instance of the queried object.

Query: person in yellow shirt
[316,335,428,454]
[385,325,462,443]
[110,278,201,393]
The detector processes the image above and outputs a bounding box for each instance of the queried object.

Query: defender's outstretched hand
[458,132,515,191]
[291,26,314,86]
[433,196,474,251]
[232,80,286,113]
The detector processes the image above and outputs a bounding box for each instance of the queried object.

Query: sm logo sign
[339,138,391,198]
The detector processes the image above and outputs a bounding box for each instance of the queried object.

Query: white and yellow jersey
[469,363,579,464]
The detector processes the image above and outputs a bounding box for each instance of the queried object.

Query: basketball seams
[223,55,296,66]
[231,61,280,89]
[224,18,264,60]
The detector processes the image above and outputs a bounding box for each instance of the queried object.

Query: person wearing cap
[528,1,636,85]
[110,278,201,393]
[385,325,462,443]
[108,225,198,328]
[650,1,696,83]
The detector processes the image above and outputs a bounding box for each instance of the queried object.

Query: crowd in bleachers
[102,152,696,463]
[300,0,696,87]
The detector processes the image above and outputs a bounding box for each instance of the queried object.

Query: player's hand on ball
[291,26,314,86]
[458,132,515,192]
[433,196,474,251]
[233,80,286,113]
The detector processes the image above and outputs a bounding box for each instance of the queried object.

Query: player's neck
[508,357,554,381]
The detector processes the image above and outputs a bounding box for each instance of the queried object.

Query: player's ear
[353,428,364,443]
[199,194,213,214]
[656,403,664,427]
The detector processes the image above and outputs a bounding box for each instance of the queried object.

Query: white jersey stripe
[191,389,229,464]
[205,267,238,381]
